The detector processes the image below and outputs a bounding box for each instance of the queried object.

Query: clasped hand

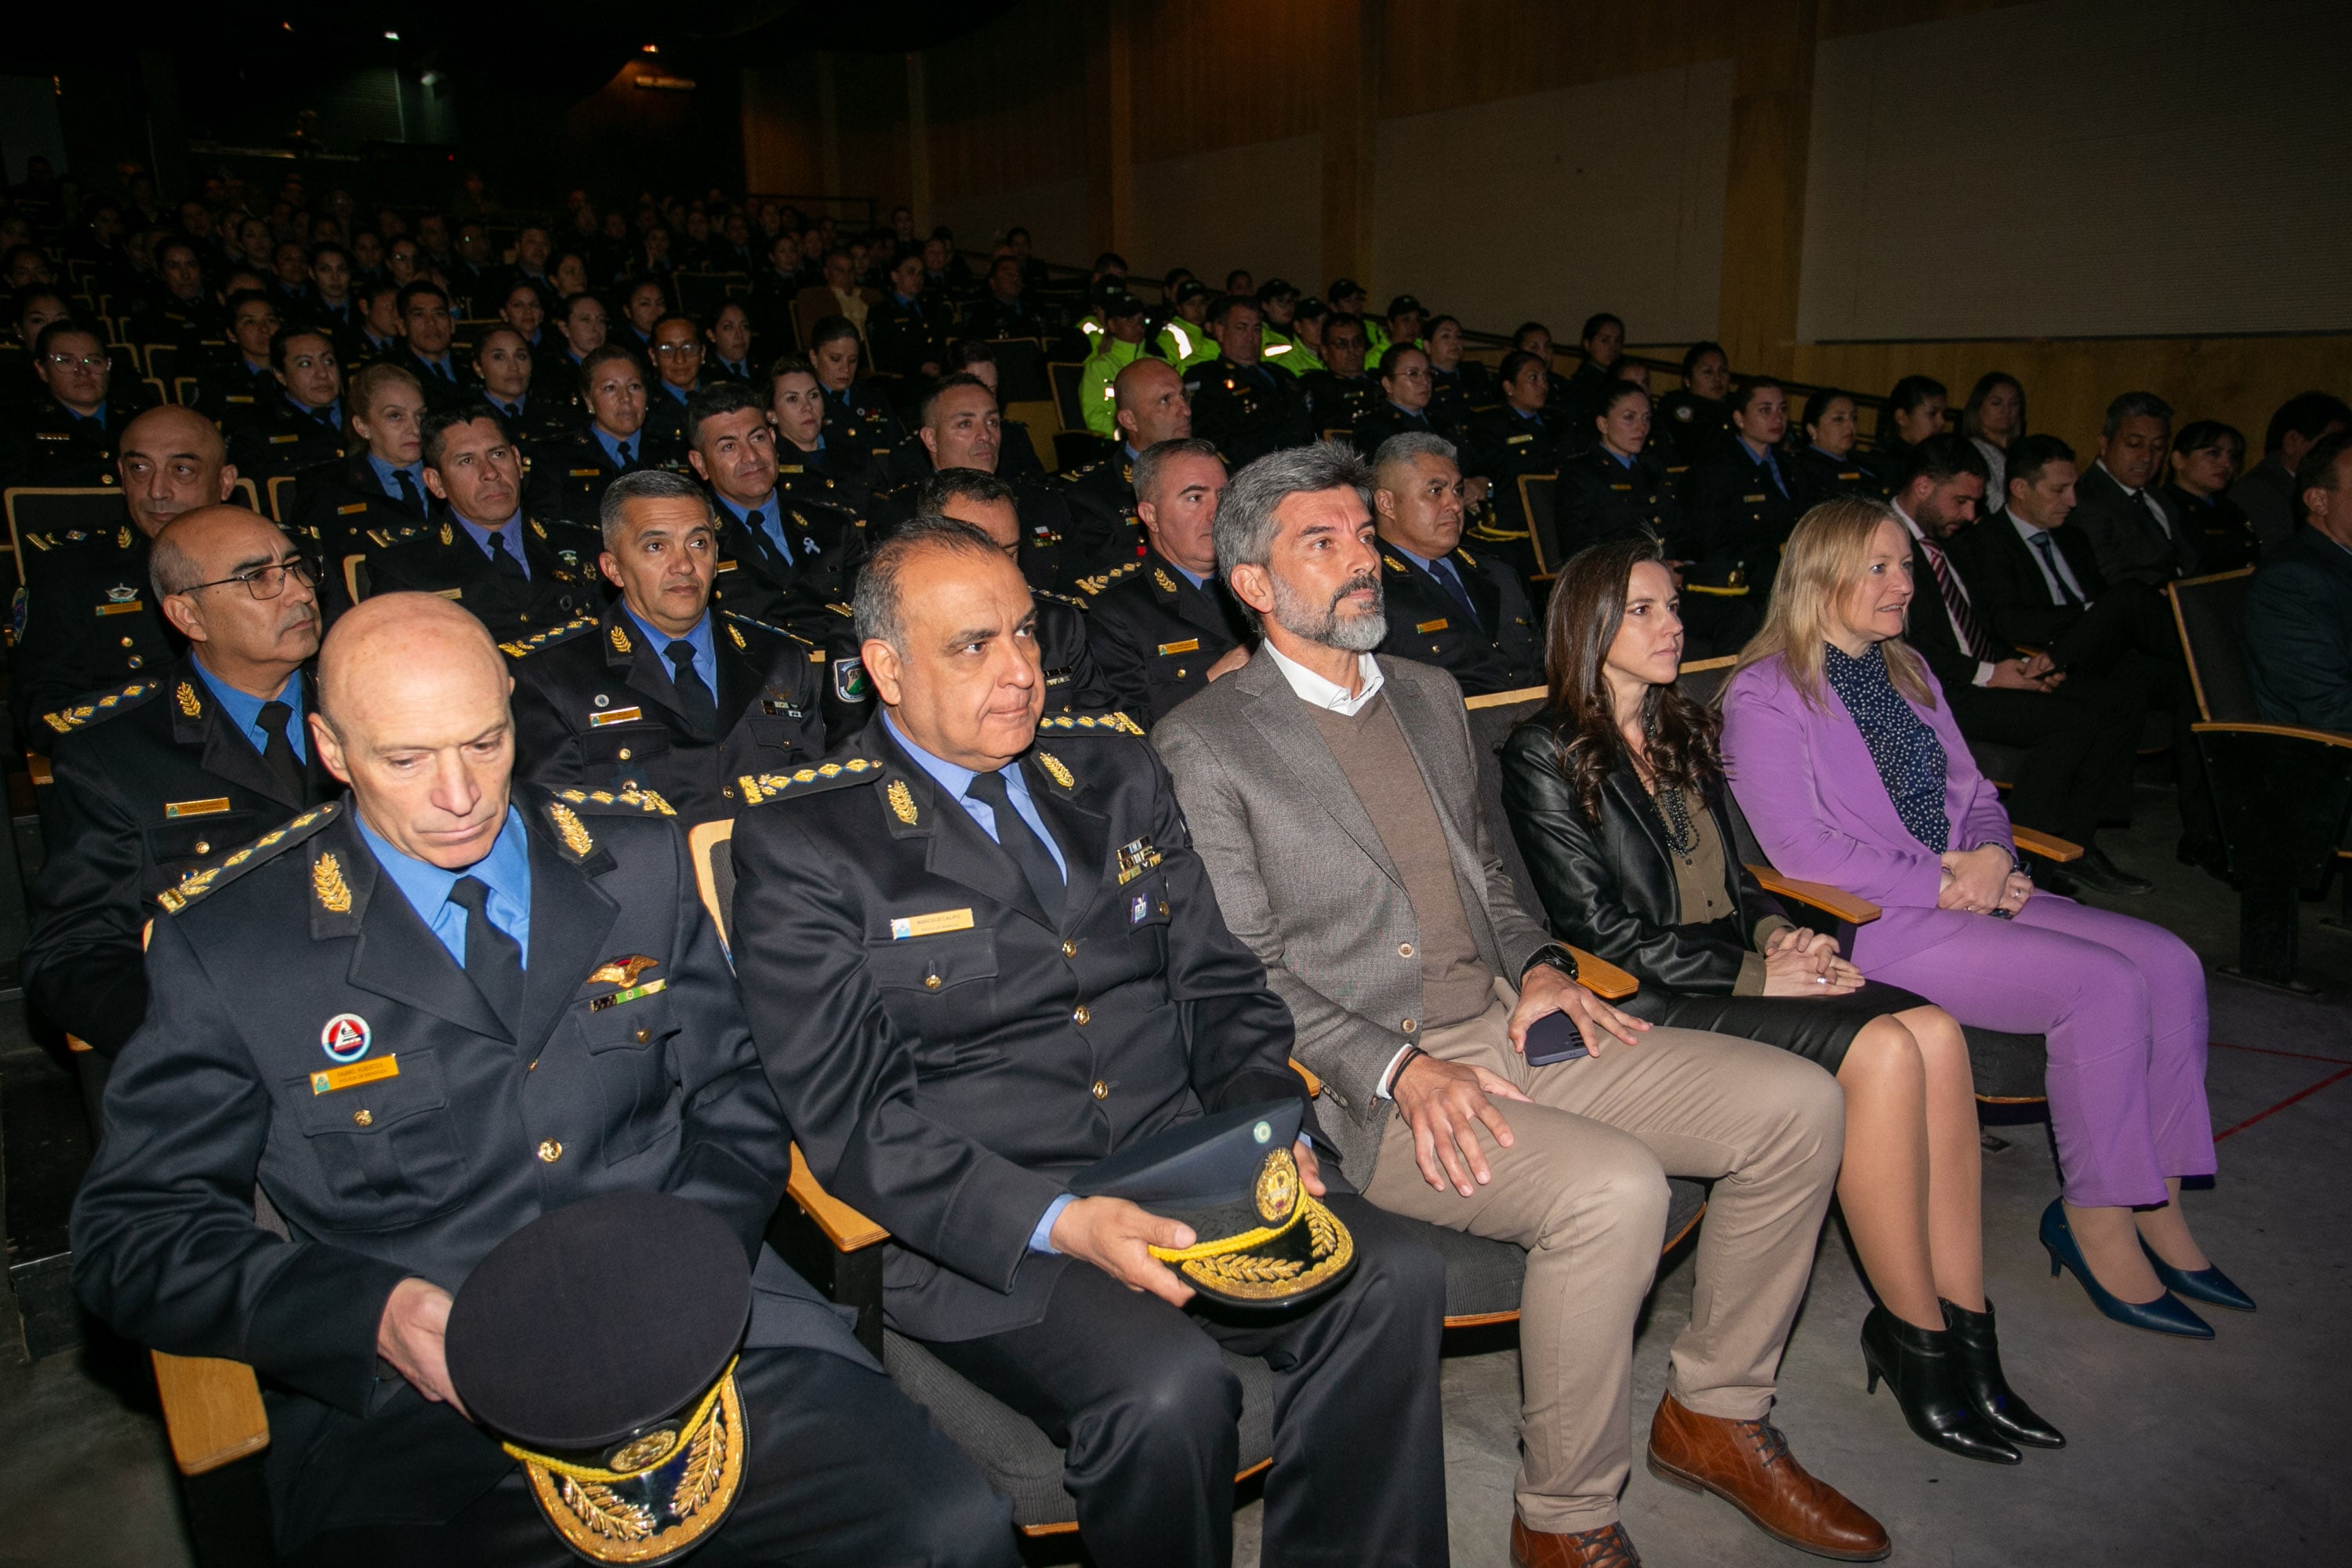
[1761,926,1862,996]
[1048,1142,1327,1308]
[1938,844,2029,915]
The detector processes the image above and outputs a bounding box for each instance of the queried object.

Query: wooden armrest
[1464,684,1546,710]
[2190,720,2352,750]
[151,1351,269,1475]
[1289,1058,1323,1097]
[1745,866,1882,925]
[787,1144,889,1252]
[2010,827,2083,863]
[1566,944,1638,1000]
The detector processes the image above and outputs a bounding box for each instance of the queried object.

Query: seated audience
[914,467,1114,712]
[225,325,346,482]
[1152,442,1883,1566]
[1369,432,1541,695]
[1061,354,1194,566]
[1186,293,1314,468]
[70,593,1015,1568]
[868,250,949,378]
[2245,430,2352,730]
[1457,348,1562,581]
[292,362,428,563]
[727,516,1450,1568]
[1083,437,1250,724]
[1557,381,1679,559]
[684,378,864,630]
[1791,388,1886,509]
[1420,314,1486,432]
[527,343,681,527]
[876,372,1078,585]
[1959,372,2026,499]
[767,353,877,514]
[2071,392,2201,587]
[2230,391,2350,548]
[807,312,905,457]
[1678,378,1800,601]
[1296,313,1380,433]
[1876,375,1948,486]
[1501,538,2056,1465]
[705,300,759,383]
[1077,291,1150,438]
[396,280,476,410]
[1651,341,1730,470]
[2161,419,2259,574]
[1351,342,1442,458]
[187,289,279,423]
[506,468,829,823]
[469,325,569,447]
[943,340,1047,481]
[1722,498,2246,1340]
[2,321,154,490]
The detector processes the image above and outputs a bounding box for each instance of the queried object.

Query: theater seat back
[2169,568,2259,724]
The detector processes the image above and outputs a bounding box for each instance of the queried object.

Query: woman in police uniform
[1652,341,1732,472]
[1558,382,1680,558]
[1791,389,1888,510]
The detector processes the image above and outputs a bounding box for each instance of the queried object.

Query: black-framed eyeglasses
[187,557,317,600]
[45,352,109,371]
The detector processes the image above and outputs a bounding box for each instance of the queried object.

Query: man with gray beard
[1151,442,1879,1568]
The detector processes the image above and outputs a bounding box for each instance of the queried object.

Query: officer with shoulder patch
[1296,314,1380,436]
[916,471,1114,713]
[685,379,866,630]
[1084,438,1253,726]
[227,326,347,487]
[524,344,682,530]
[289,362,431,564]
[359,403,597,641]
[1060,356,1193,575]
[1652,341,1733,472]
[1184,294,1312,471]
[13,406,243,750]
[0,321,156,492]
[26,506,331,1059]
[725,521,1446,1568]
[508,470,828,825]
[1369,434,1542,695]
[69,593,1016,1567]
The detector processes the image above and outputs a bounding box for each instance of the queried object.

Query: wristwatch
[1519,945,1580,985]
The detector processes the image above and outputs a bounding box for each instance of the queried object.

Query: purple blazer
[1719,650,2015,968]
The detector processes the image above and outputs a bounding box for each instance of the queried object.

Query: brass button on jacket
[536,1139,564,1163]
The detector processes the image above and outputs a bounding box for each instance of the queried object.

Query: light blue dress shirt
[366,452,426,503]
[1168,561,1209,590]
[624,604,717,695]
[355,805,532,968]
[191,661,306,763]
[593,426,640,469]
[451,510,531,579]
[716,491,793,566]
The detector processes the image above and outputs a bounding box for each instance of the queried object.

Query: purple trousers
[1861,895,2216,1208]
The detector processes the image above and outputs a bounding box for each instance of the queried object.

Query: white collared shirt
[2096,459,2178,536]
[1892,503,1997,688]
[1265,639,1385,717]
[2009,512,2088,605]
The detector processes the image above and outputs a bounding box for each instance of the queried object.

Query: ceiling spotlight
[384,31,400,41]
[641,43,659,53]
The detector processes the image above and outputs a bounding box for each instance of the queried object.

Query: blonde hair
[1730,496,1936,710]
[347,361,423,421]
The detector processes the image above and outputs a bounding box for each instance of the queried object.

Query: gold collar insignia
[887,779,918,826]
[313,852,353,913]
[1038,752,1073,789]
[176,681,201,717]
[550,801,594,857]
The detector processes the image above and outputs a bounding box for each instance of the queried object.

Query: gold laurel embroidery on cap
[670,1414,725,1515]
[550,801,594,856]
[887,779,918,825]
[176,681,201,717]
[313,853,352,913]
[1038,752,1073,789]
[1152,567,1178,593]
[558,1476,656,1543]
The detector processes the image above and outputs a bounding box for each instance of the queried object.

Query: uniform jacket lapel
[326,815,513,1042]
[609,608,691,728]
[514,808,619,1051]
[170,659,302,811]
[873,722,1055,931]
[1023,749,1109,932]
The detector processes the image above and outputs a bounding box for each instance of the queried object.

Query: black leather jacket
[1498,718,1788,997]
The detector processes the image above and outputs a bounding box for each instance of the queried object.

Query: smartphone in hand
[1523,1010,1589,1066]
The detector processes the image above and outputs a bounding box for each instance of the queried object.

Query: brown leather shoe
[1510,1515,1642,1567]
[1646,1392,1889,1562]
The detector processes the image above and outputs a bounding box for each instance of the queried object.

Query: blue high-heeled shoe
[2142,1240,2257,1313]
[2038,1200,2212,1338]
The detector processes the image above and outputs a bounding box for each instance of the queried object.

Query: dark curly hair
[1539,536,1723,821]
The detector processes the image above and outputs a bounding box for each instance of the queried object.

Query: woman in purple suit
[1720,497,2249,1338]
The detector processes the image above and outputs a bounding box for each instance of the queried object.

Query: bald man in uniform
[1062,357,1193,573]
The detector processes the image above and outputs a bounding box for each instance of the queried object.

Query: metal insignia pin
[320,1013,372,1063]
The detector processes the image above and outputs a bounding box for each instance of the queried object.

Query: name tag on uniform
[715,559,739,573]
[165,797,231,819]
[270,434,299,445]
[96,601,144,616]
[1416,617,1450,634]
[311,1055,400,1094]
[1840,471,1864,481]
[569,467,601,477]
[1610,483,1632,492]
[339,503,369,515]
[588,978,668,1011]
[891,908,975,939]
[590,706,644,726]
[227,395,254,404]
[1743,493,1767,503]
[1507,433,1534,445]
[1156,638,1200,656]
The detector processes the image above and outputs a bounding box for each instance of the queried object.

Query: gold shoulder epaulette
[555,786,677,817]
[736,757,881,807]
[1033,587,1089,611]
[499,615,599,659]
[158,802,341,913]
[42,680,161,735]
[719,609,811,648]
[1076,559,1144,597]
[1036,710,1145,736]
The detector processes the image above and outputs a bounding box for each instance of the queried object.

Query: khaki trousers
[1359,983,1844,1532]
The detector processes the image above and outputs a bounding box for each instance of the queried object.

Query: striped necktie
[1918,538,1994,661]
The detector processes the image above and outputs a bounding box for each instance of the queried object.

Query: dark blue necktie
[448,876,524,1033]
[2030,531,2081,607]
[393,467,423,511]
[615,441,633,467]
[1431,557,1483,628]
[965,769,1064,922]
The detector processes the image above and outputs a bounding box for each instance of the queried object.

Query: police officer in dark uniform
[1,321,156,491]
[1552,312,1625,449]
[470,326,573,451]
[1368,433,1541,696]
[1083,437,1252,725]
[1678,378,1802,604]
[226,326,348,486]
[25,507,331,1058]
[12,407,241,749]
[1296,314,1379,435]
[808,314,906,459]
[290,362,431,567]
[506,472,828,825]
[916,468,1114,712]
[1184,295,1312,470]
[126,237,213,360]
[726,518,1446,1568]
[68,593,1017,1568]
[687,379,867,631]
[361,404,598,641]
[1059,355,1196,576]
[188,289,282,426]
[1348,343,1442,459]
[872,374,1081,590]
[525,344,684,529]
[1456,349,1560,581]
[1653,340,1733,472]
[1790,387,1888,510]
[1558,382,1681,557]
[397,280,479,413]
[866,250,948,379]
[768,354,878,517]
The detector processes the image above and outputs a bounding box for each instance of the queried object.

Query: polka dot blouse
[1822,642,1950,854]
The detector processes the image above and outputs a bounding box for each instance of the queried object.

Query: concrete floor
[8,782,2349,1567]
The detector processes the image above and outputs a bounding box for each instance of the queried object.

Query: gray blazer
[1152,648,1556,1181]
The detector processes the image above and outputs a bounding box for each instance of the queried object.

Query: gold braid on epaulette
[42,680,158,734]
[555,786,678,816]
[735,757,882,806]
[156,804,341,913]
[1035,711,1145,735]
[1075,560,1144,597]
[499,615,600,658]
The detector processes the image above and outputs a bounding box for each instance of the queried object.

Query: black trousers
[2049,584,2220,850]
[1950,670,2142,845]
[285,1347,1017,1568]
[925,1194,1450,1568]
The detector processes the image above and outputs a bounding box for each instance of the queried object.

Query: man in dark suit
[2071,392,2200,589]
[1185,295,1313,470]
[396,281,477,412]
[1084,438,1254,726]
[362,405,598,642]
[727,518,1447,1568]
[684,379,866,630]
[1959,434,2221,867]
[25,507,333,1058]
[69,593,1014,1567]
[2245,430,2352,731]
[1370,434,1541,696]
[506,470,829,824]
[12,406,241,750]
[2230,391,2350,549]
[1889,436,2149,895]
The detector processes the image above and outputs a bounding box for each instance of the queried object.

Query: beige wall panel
[931,176,1094,264]
[1128,135,1323,288]
[1370,60,1734,340]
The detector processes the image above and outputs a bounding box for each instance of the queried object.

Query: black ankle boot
[1861,1305,2021,1465]
[1941,1298,2065,1448]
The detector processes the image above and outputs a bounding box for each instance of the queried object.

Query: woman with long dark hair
[1500,537,2056,1464]
[1960,372,2027,496]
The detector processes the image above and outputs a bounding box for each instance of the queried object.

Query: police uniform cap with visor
[1070,1098,1356,1309]
[444,1192,754,1564]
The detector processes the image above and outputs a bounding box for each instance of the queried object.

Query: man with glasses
[1348,345,1441,461]
[25,505,330,1061]
[1,321,156,492]
[641,314,710,452]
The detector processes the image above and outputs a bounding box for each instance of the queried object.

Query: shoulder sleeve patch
[498,615,601,659]
[157,802,342,913]
[42,680,162,735]
[736,757,883,808]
